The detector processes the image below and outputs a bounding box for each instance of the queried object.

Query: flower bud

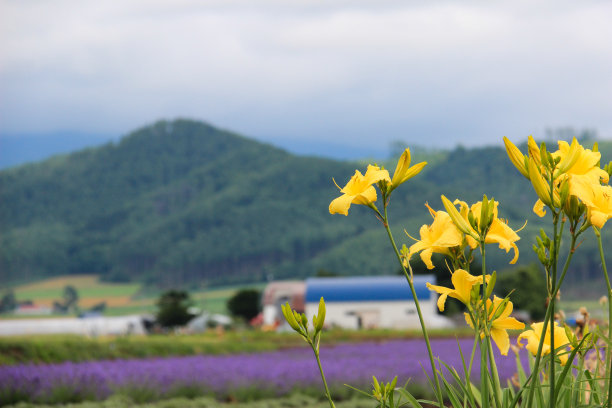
[484,270,496,299]
[539,143,549,168]
[527,158,552,207]
[300,312,309,328]
[314,297,326,333]
[527,136,541,167]
[491,297,510,321]
[441,195,479,239]
[503,137,529,178]
[391,148,427,188]
[559,178,570,206]
[282,303,302,333]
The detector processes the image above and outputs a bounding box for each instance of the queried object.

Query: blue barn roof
[305,275,434,303]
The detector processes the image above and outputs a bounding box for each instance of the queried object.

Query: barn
[304,275,453,329]
[261,280,306,328]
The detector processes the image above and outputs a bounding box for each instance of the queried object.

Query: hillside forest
[1,119,610,297]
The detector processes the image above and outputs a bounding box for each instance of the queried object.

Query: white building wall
[0,315,146,336]
[305,300,445,330]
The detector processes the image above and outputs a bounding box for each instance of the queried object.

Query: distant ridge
[1,119,610,293]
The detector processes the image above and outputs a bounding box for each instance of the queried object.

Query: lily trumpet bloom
[518,321,572,365]
[408,204,463,269]
[329,165,391,216]
[426,269,489,312]
[465,296,525,356]
[571,179,612,229]
[553,140,609,193]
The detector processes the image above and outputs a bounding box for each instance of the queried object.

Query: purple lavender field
[0,338,525,405]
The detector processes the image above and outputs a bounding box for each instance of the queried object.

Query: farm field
[5,275,265,317]
[0,328,473,365]
[1,337,521,406]
[1,394,375,408]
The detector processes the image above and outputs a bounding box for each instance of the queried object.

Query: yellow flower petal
[426,282,452,312]
[491,327,511,356]
[571,180,612,229]
[533,199,547,217]
[486,219,520,264]
[329,194,355,216]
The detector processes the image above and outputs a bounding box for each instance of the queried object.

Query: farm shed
[304,276,453,329]
[262,280,305,328]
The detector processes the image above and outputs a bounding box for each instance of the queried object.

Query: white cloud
[1,0,611,149]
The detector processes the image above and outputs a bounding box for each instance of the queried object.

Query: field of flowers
[0,338,525,406]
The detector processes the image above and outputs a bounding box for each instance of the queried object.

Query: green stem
[382,204,445,408]
[467,310,479,380]
[478,239,492,408]
[595,230,612,408]
[525,230,577,408]
[549,214,559,407]
[487,339,502,408]
[311,340,336,408]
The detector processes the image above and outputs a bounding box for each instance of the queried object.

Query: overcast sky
[1,0,611,152]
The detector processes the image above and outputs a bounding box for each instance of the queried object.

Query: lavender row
[0,338,526,404]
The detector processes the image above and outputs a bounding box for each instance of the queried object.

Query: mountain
[1,119,610,294]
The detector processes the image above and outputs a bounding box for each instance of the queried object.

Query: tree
[155,290,194,328]
[495,264,547,320]
[0,290,16,313]
[227,289,261,322]
[63,285,79,311]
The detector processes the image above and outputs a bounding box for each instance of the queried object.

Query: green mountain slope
[1,119,610,294]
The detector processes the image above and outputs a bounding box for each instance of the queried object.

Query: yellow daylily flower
[329,165,391,216]
[504,137,593,216]
[553,140,609,194]
[391,148,427,189]
[571,179,612,228]
[426,269,489,312]
[518,321,572,365]
[451,199,521,264]
[465,296,525,356]
[408,204,463,269]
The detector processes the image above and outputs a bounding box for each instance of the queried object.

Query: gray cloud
[1,0,611,150]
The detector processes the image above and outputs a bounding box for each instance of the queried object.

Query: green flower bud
[297,312,308,329]
[491,297,509,321]
[282,303,301,333]
[314,297,326,333]
[372,376,381,394]
[479,195,490,233]
[441,195,479,240]
[559,178,570,206]
[485,271,496,299]
[539,143,549,167]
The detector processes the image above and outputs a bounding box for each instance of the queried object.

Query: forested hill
[1,119,610,290]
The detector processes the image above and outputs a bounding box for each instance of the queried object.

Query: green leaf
[393,389,423,408]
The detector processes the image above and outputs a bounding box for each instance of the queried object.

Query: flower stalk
[379,199,445,408]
